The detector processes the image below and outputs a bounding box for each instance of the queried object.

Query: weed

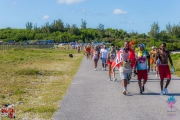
[0,48,83,119]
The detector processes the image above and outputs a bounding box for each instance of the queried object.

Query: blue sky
[0,0,180,34]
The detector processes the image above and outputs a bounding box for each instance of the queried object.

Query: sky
[0,0,180,34]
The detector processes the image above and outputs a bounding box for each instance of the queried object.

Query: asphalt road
[53,57,180,120]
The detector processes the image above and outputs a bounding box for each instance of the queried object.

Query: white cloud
[113,9,128,15]
[43,15,50,19]
[57,0,85,4]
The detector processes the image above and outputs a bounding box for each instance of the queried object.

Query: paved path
[53,57,180,120]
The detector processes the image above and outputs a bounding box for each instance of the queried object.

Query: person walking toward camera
[156,43,174,95]
[107,45,116,81]
[119,41,132,95]
[134,44,150,94]
[100,45,108,71]
[93,46,100,71]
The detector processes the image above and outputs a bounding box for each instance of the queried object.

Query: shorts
[86,52,91,56]
[107,60,112,65]
[137,70,148,80]
[102,58,107,64]
[150,58,154,64]
[119,72,131,80]
[158,65,171,80]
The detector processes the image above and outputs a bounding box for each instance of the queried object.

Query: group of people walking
[83,41,174,96]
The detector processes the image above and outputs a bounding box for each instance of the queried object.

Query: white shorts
[119,72,132,80]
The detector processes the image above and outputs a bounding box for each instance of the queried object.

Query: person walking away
[156,43,174,95]
[107,45,116,81]
[77,45,80,53]
[93,47,99,71]
[134,44,150,94]
[100,45,108,71]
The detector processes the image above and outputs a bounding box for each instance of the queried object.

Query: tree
[68,24,79,35]
[51,19,64,32]
[97,23,104,31]
[81,19,87,29]
[148,22,160,38]
[166,22,172,35]
[26,22,33,30]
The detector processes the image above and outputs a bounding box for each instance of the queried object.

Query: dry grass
[0,48,83,120]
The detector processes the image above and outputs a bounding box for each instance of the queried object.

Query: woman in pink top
[93,47,100,71]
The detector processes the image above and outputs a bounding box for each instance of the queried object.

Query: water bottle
[171,67,175,74]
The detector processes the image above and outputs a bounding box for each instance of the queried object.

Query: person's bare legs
[138,80,142,94]
[165,79,171,88]
[142,80,147,86]
[155,66,159,78]
[160,80,164,91]
[112,69,117,81]
[94,59,97,70]
[163,79,170,94]
[142,80,147,92]
[122,80,127,88]
[108,64,111,80]
[122,79,127,95]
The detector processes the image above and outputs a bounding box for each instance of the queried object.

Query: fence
[0,44,54,51]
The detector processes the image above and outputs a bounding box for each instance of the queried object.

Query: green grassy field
[0,48,83,120]
[171,53,180,77]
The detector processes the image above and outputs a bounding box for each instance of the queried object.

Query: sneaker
[108,78,112,81]
[95,69,97,71]
[142,86,145,92]
[164,88,169,94]
[102,68,104,71]
[123,90,127,95]
[104,68,106,71]
[140,90,143,94]
[160,91,164,95]
[113,78,117,82]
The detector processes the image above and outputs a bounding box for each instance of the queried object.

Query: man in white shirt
[100,45,108,71]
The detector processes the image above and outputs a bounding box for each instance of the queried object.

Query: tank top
[109,51,116,62]
[93,51,99,59]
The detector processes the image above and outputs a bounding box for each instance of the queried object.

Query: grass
[171,53,180,77]
[0,48,83,120]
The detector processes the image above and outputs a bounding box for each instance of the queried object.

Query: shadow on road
[129,92,180,96]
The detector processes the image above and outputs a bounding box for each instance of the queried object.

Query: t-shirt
[137,50,148,70]
[119,49,132,73]
[100,48,108,58]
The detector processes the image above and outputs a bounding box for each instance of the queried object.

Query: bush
[166,43,176,51]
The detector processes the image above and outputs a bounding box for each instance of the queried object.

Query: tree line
[0,19,180,50]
